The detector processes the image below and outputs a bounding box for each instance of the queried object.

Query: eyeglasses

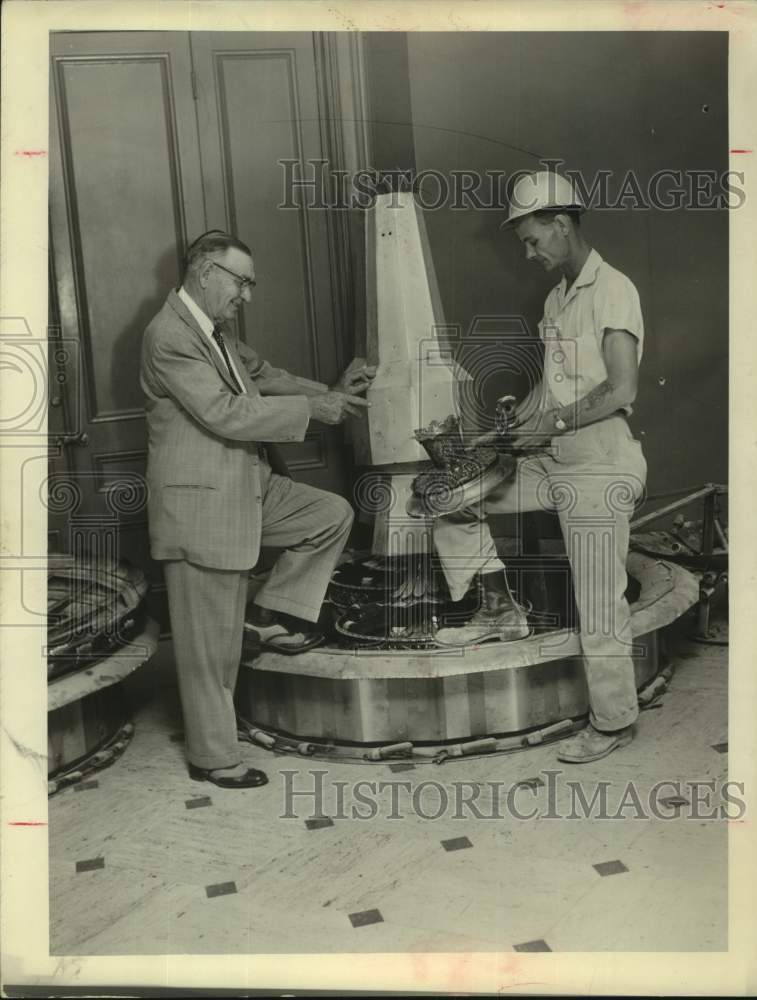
[211,260,256,293]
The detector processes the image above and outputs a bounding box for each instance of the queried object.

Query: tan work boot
[556,723,634,763]
[434,603,530,646]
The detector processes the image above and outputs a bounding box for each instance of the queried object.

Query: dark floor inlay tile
[441,836,473,852]
[593,859,628,877]
[659,795,690,809]
[74,780,99,791]
[389,762,416,773]
[349,908,384,928]
[205,881,237,899]
[169,732,185,743]
[711,742,728,754]
[76,857,105,873]
[185,796,212,810]
[514,939,552,952]
[305,816,334,830]
[515,777,545,790]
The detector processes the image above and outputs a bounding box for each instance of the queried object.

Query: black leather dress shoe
[188,763,268,788]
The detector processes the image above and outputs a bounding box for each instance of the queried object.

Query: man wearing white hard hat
[433,169,647,764]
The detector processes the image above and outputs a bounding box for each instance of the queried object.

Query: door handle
[53,431,89,448]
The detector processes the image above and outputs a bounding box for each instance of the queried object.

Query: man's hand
[331,357,377,396]
[469,408,557,451]
[509,408,564,451]
[469,429,500,448]
[469,407,545,449]
[468,390,541,448]
[469,422,551,451]
[509,428,553,451]
[309,391,370,425]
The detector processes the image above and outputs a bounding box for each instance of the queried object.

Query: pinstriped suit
[140,290,353,768]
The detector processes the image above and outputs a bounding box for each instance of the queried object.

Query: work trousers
[164,462,354,768]
[433,416,647,732]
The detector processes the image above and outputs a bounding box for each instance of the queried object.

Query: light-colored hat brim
[499,203,586,231]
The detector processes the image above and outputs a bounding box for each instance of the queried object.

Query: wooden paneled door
[49,30,368,621]
[189,31,353,495]
[49,31,206,586]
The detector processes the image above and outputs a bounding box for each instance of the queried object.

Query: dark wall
[363,33,417,175]
[364,31,729,504]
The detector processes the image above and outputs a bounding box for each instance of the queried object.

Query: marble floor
[49,613,728,956]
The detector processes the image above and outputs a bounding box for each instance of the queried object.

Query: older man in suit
[140,231,372,789]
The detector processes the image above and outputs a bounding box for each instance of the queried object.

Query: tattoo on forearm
[555,379,618,430]
[583,380,614,411]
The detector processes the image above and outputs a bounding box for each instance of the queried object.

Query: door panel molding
[48,31,205,573]
[285,429,327,472]
[191,30,373,499]
[91,450,148,493]
[52,52,197,421]
[209,46,322,382]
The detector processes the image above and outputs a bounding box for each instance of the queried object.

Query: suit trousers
[164,460,354,769]
[433,416,647,733]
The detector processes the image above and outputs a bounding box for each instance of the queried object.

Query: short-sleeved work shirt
[538,248,644,416]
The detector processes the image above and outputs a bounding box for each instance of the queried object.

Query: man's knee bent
[433,510,490,550]
[336,495,354,531]
[321,492,354,534]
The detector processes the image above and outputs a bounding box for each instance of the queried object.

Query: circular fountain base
[236,554,699,744]
[48,618,159,780]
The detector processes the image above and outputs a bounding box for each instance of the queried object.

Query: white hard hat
[500,170,585,229]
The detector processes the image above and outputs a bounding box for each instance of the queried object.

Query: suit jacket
[140,289,311,570]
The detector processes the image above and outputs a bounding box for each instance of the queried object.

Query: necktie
[212,326,244,395]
